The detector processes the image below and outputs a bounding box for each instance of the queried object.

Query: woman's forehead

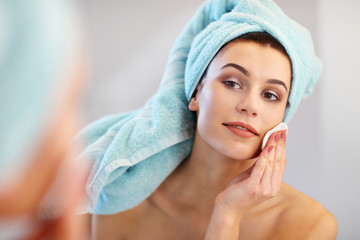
[208,40,292,86]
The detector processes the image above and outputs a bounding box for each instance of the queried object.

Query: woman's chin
[232,141,262,159]
[222,146,261,161]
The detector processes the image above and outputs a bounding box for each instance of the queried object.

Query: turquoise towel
[76,0,321,214]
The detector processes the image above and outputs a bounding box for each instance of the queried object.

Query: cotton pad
[261,123,288,150]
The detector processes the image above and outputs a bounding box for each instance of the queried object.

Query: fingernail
[268,145,274,153]
[275,132,281,142]
[270,133,276,142]
[281,131,286,140]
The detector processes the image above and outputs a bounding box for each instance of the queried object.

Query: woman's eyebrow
[221,63,250,76]
[266,79,288,93]
[221,63,288,93]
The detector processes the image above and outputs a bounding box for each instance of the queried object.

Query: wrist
[211,203,243,226]
[205,205,243,240]
[213,193,247,220]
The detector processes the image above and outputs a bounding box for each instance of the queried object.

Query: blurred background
[78,0,360,239]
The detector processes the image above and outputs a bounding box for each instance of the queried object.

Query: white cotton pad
[261,122,288,150]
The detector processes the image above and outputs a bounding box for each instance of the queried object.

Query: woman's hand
[205,130,287,240]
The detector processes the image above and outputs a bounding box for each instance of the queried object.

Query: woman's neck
[160,130,258,215]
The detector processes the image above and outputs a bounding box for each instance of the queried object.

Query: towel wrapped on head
[76,0,322,214]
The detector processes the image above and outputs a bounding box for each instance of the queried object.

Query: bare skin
[92,140,337,240]
[93,186,336,240]
[90,40,337,239]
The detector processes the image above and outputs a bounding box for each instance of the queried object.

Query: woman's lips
[223,122,259,138]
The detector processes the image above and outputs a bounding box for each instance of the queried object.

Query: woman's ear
[189,80,204,111]
[188,97,199,111]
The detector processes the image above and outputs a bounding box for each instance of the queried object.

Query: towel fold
[76,0,321,214]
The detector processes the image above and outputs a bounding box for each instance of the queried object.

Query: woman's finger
[270,130,286,190]
[280,131,287,180]
[250,132,277,184]
[260,132,279,187]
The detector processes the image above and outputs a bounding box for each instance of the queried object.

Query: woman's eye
[263,92,280,101]
[223,80,242,89]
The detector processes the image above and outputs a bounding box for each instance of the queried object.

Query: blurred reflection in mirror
[0,0,89,239]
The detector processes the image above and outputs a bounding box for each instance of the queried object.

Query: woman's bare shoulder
[277,182,338,239]
[91,203,146,240]
[91,197,173,240]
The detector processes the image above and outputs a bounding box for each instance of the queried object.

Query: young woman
[77,0,337,239]
[91,33,337,240]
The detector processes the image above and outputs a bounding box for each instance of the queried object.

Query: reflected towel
[0,0,81,193]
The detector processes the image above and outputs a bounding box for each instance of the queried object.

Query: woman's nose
[236,93,258,117]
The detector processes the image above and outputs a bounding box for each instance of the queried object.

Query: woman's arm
[205,205,243,240]
[205,130,287,240]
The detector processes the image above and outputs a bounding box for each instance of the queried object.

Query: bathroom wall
[317,0,360,238]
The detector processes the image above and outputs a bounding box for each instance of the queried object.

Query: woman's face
[191,40,291,160]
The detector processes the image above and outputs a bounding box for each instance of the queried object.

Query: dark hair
[237,32,288,57]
